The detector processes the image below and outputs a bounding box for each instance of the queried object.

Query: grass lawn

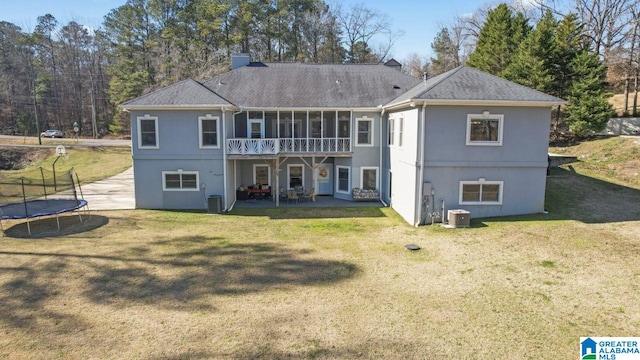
[0,146,132,185]
[1,166,639,359]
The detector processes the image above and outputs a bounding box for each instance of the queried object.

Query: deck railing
[226,138,351,155]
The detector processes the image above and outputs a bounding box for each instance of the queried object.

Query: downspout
[379,105,388,207]
[221,108,228,211]
[414,102,427,227]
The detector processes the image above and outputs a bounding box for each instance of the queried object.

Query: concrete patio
[231,195,384,209]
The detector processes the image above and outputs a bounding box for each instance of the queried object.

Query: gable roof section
[120,79,232,109]
[386,66,565,108]
[203,62,422,108]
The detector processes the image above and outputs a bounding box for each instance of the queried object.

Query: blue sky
[1,0,493,60]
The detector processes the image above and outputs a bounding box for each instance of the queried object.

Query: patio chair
[300,187,315,202]
[279,187,288,201]
[287,190,299,203]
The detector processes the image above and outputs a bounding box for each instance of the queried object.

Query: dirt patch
[0,148,51,170]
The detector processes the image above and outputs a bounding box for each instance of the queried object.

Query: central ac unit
[448,209,471,228]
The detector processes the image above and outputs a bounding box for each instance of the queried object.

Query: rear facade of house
[121,56,563,226]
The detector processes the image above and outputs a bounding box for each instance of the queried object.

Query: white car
[41,129,64,138]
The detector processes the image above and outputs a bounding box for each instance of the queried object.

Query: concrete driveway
[80,167,135,211]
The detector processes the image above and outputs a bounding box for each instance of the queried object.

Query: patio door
[315,164,333,195]
[248,119,264,138]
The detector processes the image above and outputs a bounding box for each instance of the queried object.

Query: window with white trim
[466,113,503,146]
[388,118,395,146]
[459,180,503,205]
[336,166,350,193]
[361,167,379,190]
[253,164,270,185]
[356,117,373,146]
[163,170,199,191]
[138,115,159,149]
[199,115,219,148]
[288,164,304,189]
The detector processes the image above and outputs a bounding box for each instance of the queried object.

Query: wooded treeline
[0,0,396,138]
[0,0,636,138]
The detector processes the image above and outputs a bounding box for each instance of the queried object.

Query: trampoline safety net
[0,167,89,234]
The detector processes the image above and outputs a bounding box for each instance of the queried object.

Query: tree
[503,9,557,92]
[466,3,530,76]
[430,27,460,75]
[338,4,391,63]
[564,50,614,136]
[103,0,158,135]
[402,53,430,78]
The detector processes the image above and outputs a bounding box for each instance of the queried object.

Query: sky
[0,0,494,61]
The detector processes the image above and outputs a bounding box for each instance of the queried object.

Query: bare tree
[337,3,391,63]
[402,53,430,78]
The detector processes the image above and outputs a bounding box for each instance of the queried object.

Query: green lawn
[0,146,132,184]
[1,165,639,359]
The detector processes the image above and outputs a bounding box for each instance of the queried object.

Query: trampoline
[0,167,90,236]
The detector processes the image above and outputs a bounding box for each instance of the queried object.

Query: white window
[356,117,373,146]
[199,114,220,148]
[287,164,304,189]
[360,167,379,190]
[137,114,159,149]
[336,165,350,194]
[398,117,404,147]
[388,118,395,146]
[162,170,199,191]
[253,164,271,186]
[459,179,503,205]
[466,113,503,146]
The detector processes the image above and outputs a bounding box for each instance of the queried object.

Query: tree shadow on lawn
[0,262,87,332]
[0,235,358,314]
[86,237,359,309]
[476,167,640,225]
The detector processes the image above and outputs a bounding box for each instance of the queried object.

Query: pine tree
[466,3,530,76]
[430,27,459,75]
[564,50,614,137]
[103,0,158,135]
[503,9,556,93]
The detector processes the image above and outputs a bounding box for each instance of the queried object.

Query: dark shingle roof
[202,62,421,108]
[387,66,565,106]
[121,79,231,108]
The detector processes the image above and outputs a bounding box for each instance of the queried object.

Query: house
[120,55,564,226]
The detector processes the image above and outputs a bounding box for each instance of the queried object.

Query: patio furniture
[279,187,288,201]
[287,190,299,203]
[247,185,271,200]
[236,189,249,200]
[300,187,315,202]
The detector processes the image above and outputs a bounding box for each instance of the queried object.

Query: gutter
[414,102,427,227]
[383,99,566,112]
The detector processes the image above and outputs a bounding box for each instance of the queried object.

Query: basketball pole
[52,145,66,191]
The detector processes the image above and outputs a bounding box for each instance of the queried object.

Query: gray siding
[131,110,227,210]
[133,158,224,210]
[423,106,549,166]
[425,167,546,219]
[422,105,551,220]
